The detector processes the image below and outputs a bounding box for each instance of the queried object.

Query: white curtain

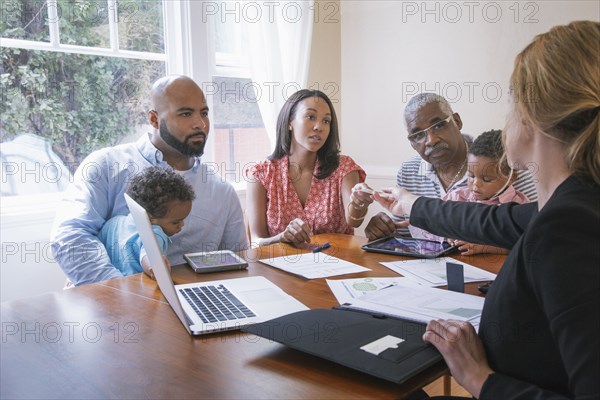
[241,1,314,148]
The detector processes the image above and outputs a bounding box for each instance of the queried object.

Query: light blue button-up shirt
[51,133,249,285]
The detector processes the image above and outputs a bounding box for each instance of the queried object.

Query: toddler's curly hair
[127,166,195,217]
[469,130,511,176]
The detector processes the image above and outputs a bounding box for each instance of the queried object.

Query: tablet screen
[186,252,242,268]
[366,237,452,257]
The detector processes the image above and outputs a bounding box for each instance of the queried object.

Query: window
[1,0,168,197]
[211,76,271,179]
[205,11,270,186]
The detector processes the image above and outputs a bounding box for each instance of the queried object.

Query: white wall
[340,1,599,171]
[307,0,342,121]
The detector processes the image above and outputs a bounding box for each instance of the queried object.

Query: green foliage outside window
[0,1,165,170]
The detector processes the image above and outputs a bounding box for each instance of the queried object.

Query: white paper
[340,280,484,331]
[380,257,496,287]
[259,252,370,279]
[360,335,405,356]
[326,277,422,305]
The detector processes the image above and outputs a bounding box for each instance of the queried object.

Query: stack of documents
[337,280,485,331]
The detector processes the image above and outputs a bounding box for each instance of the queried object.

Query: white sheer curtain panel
[242,1,315,148]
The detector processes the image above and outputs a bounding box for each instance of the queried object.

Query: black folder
[241,308,444,384]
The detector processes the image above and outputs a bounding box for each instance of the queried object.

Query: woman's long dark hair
[268,89,340,179]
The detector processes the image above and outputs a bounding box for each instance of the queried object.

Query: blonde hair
[510,21,600,184]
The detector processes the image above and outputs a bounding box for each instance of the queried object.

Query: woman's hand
[373,187,420,217]
[279,218,312,244]
[350,183,375,208]
[423,319,493,398]
[346,183,375,227]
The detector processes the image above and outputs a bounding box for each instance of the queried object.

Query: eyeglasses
[407,115,454,144]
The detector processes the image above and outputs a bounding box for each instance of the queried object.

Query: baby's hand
[452,240,487,255]
[451,240,510,256]
[141,255,171,280]
[163,256,171,273]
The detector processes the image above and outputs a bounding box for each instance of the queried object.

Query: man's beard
[159,120,206,157]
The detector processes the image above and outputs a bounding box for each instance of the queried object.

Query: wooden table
[1,234,503,399]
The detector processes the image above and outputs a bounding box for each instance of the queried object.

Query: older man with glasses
[359,93,537,241]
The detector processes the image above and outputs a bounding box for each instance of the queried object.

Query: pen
[312,242,331,253]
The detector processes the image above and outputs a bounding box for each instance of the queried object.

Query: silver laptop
[124,194,308,335]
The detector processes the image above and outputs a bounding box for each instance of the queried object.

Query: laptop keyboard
[179,285,256,324]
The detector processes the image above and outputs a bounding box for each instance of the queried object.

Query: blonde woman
[375,21,599,399]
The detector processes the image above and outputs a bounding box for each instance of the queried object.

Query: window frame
[1,0,171,62]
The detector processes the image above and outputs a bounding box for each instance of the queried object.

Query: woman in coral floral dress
[246,90,367,246]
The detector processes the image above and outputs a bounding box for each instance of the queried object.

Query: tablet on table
[361,236,457,258]
[184,250,248,273]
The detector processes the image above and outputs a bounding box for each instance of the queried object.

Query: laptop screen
[124,193,192,334]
